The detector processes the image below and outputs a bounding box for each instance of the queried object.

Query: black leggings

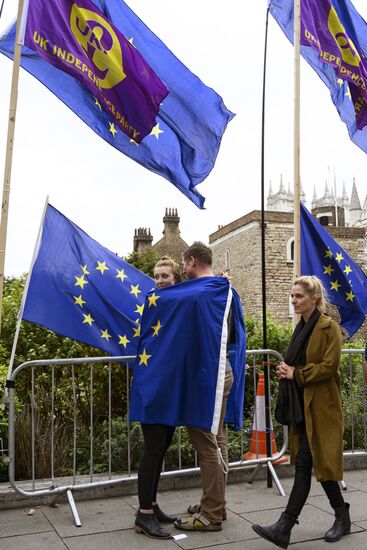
[138,424,175,509]
[285,428,344,519]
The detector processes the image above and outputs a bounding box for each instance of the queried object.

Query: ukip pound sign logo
[70,3,126,89]
[328,5,361,67]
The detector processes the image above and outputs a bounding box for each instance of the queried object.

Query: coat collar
[315,313,332,330]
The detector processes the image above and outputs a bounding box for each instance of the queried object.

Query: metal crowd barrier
[2,349,366,525]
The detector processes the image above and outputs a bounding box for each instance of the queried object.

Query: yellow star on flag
[324,249,333,259]
[345,87,351,99]
[135,303,145,316]
[81,265,90,275]
[109,122,117,137]
[96,261,109,274]
[75,274,88,289]
[82,313,94,326]
[74,294,86,308]
[128,37,136,47]
[150,123,164,139]
[101,329,112,341]
[133,325,141,338]
[343,265,352,275]
[148,293,160,307]
[330,280,341,292]
[337,78,343,86]
[94,97,102,110]
[118,334,130,348]
[130,284,141,297]
[335,252,344,263]
[346,290,355,302]
[151,319,162,336]
[116,268,128,282]
[139,349,152,366]
[323,264,334,276]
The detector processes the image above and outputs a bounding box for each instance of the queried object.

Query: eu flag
[270,0,367,154]
[0,0,234,208]
[22,204,154,356]
[129,277,246,432]
[300,204,367,337]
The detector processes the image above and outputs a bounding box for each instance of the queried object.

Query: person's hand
[276,361,295,380]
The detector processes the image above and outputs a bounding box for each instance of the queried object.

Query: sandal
[187,504,227,521]
[174,513,222,532]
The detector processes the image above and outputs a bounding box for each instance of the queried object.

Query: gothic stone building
[210,180,367,340]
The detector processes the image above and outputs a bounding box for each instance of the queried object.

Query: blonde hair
[293,275,327,312]
[154,255,182,283]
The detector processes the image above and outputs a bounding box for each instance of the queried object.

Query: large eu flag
[22,204,154,356]
[129,277,246,432]
[0,0,234,208]
[270,0,367,154]
[300,204,367,337]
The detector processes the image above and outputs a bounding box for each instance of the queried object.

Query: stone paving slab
[0,507,53,539]
[63,530,178,550]
[0,532,67,550]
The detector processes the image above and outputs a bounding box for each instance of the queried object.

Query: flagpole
[293,0,301,302]
[0,0,25,335]
[5,196,49,387]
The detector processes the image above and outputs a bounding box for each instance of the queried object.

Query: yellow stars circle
[133,325,141,338]
[74,294,86,308]
[323,264,334,276]
[96,261,109,274]
[116,268,128,282]
[346,290,355,302]
[94,96,102,110]
[118,334,131,348]
[324,248,333,259]
[74,274,88,289]
[150,123,164,139]
[81,264,90,275]
[148,293,160,307]
[101,328,112,341]
[343,265,352,276]
[130,284,141,297]
[109,122,117,137]
[335,252,344,263]
[151,319,162,336]
[82,313,95,326]
[135,303,145,316]
[139,348,152,366]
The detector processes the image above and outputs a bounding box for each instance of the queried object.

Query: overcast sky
[1,0,367,277]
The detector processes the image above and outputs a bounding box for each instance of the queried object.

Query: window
[225,249,230,273]
[286,237,294,262]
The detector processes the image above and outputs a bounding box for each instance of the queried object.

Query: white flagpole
[5,197,49,385]
[0,0,25,335]
[293,0,301,326]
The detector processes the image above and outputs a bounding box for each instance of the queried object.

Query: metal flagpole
[293,0,301,322]
[0,0,26,335]
[5,196,49,388]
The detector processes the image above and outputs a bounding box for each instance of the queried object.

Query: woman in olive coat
[252,276,350,549]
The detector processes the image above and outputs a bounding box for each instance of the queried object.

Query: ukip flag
[269,0,367,154]
[129,277,246,432]
[22,0,168,142]
[300,203,367,337]
[22,204,154,356]
[0,0,234,208]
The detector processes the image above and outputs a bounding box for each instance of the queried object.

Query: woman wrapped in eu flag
[134,256,182,540]
[252,276,350,549]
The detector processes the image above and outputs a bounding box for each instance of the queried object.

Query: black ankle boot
[134,511,171,539]
[325,502,351,542]
[252,512,299,549]
[153,503,177,523]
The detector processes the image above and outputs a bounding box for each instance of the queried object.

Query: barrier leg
[267,460,286,496]
[247,463,262,484]
[67,489,81,527]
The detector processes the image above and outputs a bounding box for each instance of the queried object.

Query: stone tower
[133,227,153,254]
[152,208,189,259]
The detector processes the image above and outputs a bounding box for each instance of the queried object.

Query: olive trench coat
[290,313,343,481]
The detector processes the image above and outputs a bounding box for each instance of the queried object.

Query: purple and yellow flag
[23,0,168,142]
[301,0,367,130]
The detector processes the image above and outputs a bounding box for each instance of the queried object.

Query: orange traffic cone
[243,373,287,464]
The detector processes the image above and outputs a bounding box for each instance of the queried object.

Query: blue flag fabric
[0,1,234,208]
[129,277,246,432]
[300,204,367,337]
[23,204,154,356]
[269,0,367,156]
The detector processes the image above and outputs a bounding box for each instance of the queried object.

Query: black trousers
[138,423,175,509]
[285,428,344,519]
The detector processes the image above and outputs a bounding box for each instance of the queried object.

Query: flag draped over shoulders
[300,204,367,337]
[0,0,234,208]
[129,277,246,433]
[23,204,153,356]
[269,0,367,154]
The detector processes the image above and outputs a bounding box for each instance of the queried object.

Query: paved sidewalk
[0,469,366,549]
